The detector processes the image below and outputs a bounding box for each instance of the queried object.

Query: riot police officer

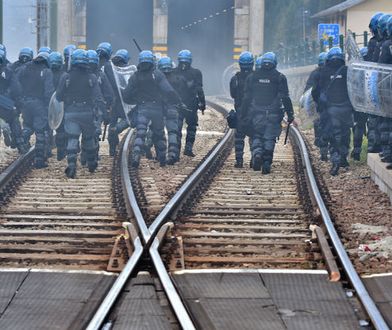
[17,52,54,168]
[367,13,384,153]
[377,15,392,164]
[229,51,254,168]
[175,50,206,157]
[158,56,186,164]
[107,49,130,156]
[0,49,27,154]
[96,42,113,72]
[11,47,34,73]
[122,50,181,168]
[38,46,52,54]
[312,47,353,176]
[305,52,328,158]
[351,47,369,161]
[63,44,77,72]
[56,49,104,178]
[240,52,294,174]
[48,51,67,160]
[380,17,392,169]
[86,49,114,161]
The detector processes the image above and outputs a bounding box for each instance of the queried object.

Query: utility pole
[36,0,49,50]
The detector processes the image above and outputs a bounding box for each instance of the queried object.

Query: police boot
[234,159,243,168]
[80,151,87,166]
[145,147,153,160]
[159,158,166,167]
[350,150,360,161]
[35,160,48,169]
[184,145,195,157]
[262,161,271,175]
[88,161,98,173]
[386,163,392,170]
[381,155,392,163]
[2,128,12,147]
[368,145,381,153]
[329,163,339,176]
[340,158,350,168]
[109,144,116,157]
[65,166,76,179]
[252,154,262,171]
[131,153,141,168]
[57,149,66,161]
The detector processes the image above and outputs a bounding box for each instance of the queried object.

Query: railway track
[0,101,388,329]
[87,99,387,330]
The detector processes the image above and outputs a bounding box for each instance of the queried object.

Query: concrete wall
[347,0,392,36]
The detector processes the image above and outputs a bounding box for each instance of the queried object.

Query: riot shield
[110,62,137,124]
[48,92,64,130]
[222,63,238,96]
[345,30,362,62]
[347,61,392,118]
[299,88,317,118]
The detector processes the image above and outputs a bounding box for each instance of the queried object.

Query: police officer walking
[158,56,187,164]
[107,49,130,156]
[17,52,54,168]
[351,47,369,161]
[304,52,327,155]
[240,52,294,174]
[122,50,181,168]
[0,49,27,154]
[367,13,386,153]
[379,17,392,169]
[56,49,104,178]
[175,50,206,157]
[312,47,353,176]
[229,51,254,168]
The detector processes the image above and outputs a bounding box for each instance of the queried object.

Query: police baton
[132,39,142,52]
[102,124,108,142]
[284,123,291,145]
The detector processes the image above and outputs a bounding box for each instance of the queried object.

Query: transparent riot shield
[345,30,363,62]
[110,62,137,124]
[347,61,392,118]
[299,88,317,118]
[222,63,238,96]
[48,92,64,130]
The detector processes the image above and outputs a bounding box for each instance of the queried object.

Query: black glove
[198,102,206,114]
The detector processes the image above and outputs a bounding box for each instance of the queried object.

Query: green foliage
[264,0,345,51]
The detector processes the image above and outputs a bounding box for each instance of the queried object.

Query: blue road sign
[318,24,340,46]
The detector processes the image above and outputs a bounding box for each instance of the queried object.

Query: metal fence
[275,31,370,69]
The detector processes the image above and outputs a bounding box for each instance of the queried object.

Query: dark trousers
[21,98,48,164]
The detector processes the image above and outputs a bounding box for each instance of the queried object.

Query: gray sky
[4,0,36,62]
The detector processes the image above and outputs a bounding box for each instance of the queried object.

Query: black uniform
[304,66,326,151]
[378,38,392,167]
[312,60,353,175]
[241,67,294,173]
[56,67,104,177]
[367,36,386,154]
[0,63,27,154]
[174,64,205,156]
[230,69,253,167]
[163,70,187,163]
[103,61,129,156]
[122,65,180,167]
[17,61,54,167]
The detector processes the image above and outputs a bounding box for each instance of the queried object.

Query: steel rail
[88,102,231,330]
[216,95,387,329]
[0,146,34,192]
[289,125,389,330]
